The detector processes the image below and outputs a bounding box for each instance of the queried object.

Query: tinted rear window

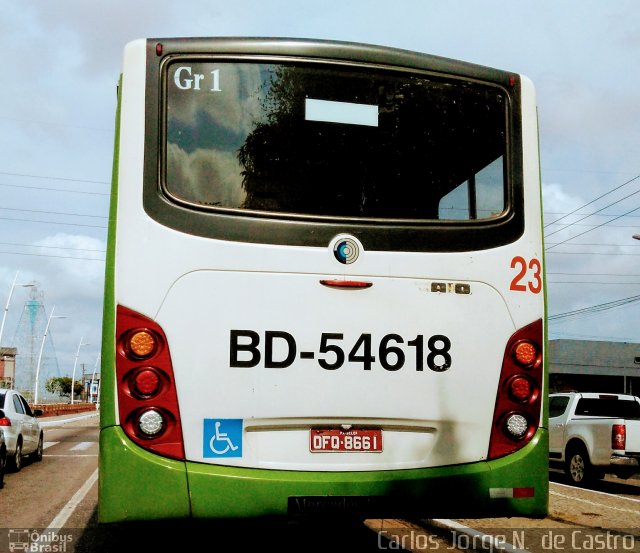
[575,398,640,419]
[549,396,570,418]
[164,61,508,221]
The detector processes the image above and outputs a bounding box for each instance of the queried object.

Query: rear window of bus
[163,61,509,222]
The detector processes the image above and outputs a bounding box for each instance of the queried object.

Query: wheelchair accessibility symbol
[203,419,243,458]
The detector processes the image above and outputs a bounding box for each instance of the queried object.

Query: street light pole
[70,337,90,405]
[0,271,34,348]
[34,306,67,404]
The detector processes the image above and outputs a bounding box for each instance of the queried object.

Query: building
[83,374,100,403]
[549,339,640,396]
[0,347,17,389]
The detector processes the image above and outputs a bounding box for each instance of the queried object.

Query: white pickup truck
[549,392,640,485]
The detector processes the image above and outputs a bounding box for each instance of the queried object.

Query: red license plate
[310,428,383,452]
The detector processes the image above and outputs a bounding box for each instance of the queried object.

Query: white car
[0,390,44,471]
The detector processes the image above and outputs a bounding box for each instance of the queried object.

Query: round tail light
[508,376,533,402]
[512,340,538,367]
[137,409,165,437]
[127,330,157,359]
[132,368,161,398]
[504,413,529,440]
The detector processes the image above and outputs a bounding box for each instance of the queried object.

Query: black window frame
[19,395,34,417]
[142,38,525,252]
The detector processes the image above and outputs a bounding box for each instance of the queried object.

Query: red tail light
[612,424,626,451]
[0,417,11,426]
[116,305,184,460]
[488,319,543,460]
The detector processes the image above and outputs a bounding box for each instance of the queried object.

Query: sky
[1,0,640,396]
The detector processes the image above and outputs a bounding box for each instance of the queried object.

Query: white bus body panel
[155,270,513,470]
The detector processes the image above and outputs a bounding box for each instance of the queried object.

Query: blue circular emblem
[333,237,360,264]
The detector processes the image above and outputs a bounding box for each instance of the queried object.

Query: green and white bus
[99,37,547,522]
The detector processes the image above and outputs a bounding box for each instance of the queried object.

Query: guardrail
[31,402,97,417]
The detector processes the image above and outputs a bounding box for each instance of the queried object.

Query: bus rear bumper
[98,426,548,522]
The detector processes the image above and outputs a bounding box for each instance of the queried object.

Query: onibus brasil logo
[8,529,73,552]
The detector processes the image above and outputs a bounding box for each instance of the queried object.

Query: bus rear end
[99,38,547,522]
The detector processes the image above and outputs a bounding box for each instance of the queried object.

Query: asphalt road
[2,415,639,552]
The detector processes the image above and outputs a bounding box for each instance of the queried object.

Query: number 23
[510,256,542,294]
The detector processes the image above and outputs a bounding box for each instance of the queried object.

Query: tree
[45,376,84,400]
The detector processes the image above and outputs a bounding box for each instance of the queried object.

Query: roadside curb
[40,412,100,428]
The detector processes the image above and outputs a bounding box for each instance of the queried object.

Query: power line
[545,251,640,256]
[543,173,640,228]
[548,281,640,285]
[545,211,640,219]
[0,171,109,185]
[550,331,638,342]
[549,272,640,277]
[548,294,640,321]
[0,250,104,261]
[546,204,640,251]
[545,242,640,247]
[0,215,107,229]
[0,182,110,196]
[545,222,640,231]
[0,206,107,219]
[545,187,640,239]
[0,241,105,253]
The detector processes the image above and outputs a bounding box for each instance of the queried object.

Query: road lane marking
[43,441,59,449]
[70,441,94,451]
[550,489,640,515]
[551,481,640,505]
[44,454,98,457]
[45,467,99,530]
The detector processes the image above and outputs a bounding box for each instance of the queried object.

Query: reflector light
[513,487,535,498]
[133,368,161,397]
[138,409,164,437]
[509,376,532,402]
[319,279,373,289]
[489,487,535,499]
[505,413,528,440]
[128,330,156,358]
[513,341,537,367]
